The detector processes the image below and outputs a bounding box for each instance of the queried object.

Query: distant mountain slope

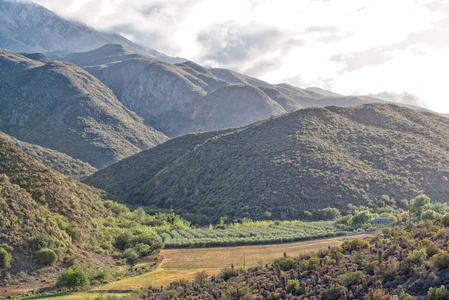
[0,48,167,169]
[0,0,184,63]
[85,104,449,223]
[0,131,97,179]
[188,84,286,132]
[64,45,299,136]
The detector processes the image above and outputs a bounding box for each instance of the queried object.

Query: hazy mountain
[370,91,427,108]
[0,0,184,63]
[0,48,167,169]
[306,87,343,97]
[85,104,449,223]
[0,131,97,180]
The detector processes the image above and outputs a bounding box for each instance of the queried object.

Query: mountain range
[85,104,449,224]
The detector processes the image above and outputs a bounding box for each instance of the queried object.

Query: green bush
[286,279,299,293]
[442,214,449,227]
[36,248,58,265]
[337,271,364,287]
[274,257,296,271]
[56,265,90,290]
[432,251,449,270]
[323,285,348,300]
[351,211,372,224]
[123,248,138,262]
[299,257,320,271]
[427,285,448,300]
[407,249,427,266]
[220,268,239,281]
[0,248,10,268]
[421,210,440,220]
[66,222,82,241]
[343,237,370,250]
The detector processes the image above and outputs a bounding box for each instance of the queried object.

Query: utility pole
[243,251,246,270]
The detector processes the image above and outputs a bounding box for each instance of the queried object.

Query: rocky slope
[85,104,449,223]
[0,48,167,169]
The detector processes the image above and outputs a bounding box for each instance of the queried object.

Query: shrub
[56,265,90,290]
[220,268,239,281]
[351,211,372,224]
[382,228,391,235]
[299,257,320,271]
[274,257,296,271]
[427,285,448,300]
[442,214,449,227]
[134,243,152,256]
[36,248,58,265]
[406,249,426,266]
[432,251,449,270]
[286,279,299,293]
[337,271,364,287]
[426,245,440,258]
[0,248,10,268]
[421,210,440,220]
[66,222,82,241]
[123,248,138,262]
[323,285,347,300]
[343,237,370,250]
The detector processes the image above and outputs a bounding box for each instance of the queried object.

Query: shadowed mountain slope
[0,131,97,179]
[85,104,449,223]
[0,48,167,169]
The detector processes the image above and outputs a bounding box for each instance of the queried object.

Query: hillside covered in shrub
[86,104,449,224]
[0,136,188,283]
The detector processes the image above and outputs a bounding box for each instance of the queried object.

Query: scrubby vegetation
[131,216,449,299]
[0,136,186,287]
[86,104,449,223]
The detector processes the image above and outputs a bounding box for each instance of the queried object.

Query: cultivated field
[95,233,374,291]
[24,233,374,299]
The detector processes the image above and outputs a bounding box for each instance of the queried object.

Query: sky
[32,0,449,112]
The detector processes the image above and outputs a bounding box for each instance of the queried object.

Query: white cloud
[30,0,449,112]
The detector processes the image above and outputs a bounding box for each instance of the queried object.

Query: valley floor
[22,233,374,299]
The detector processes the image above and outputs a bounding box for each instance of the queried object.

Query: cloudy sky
[33,0,449,112]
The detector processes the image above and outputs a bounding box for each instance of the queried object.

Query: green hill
[0,135,109,270]
[0,135,188,283]
[85,104,449,224]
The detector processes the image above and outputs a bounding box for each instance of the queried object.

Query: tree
[318,207,341,220]
[421,210,440,220]
[431,203,446,215]
[351,211,372,224]
[410,194,431,218]
[0,248,10,268]
[56,265,90,290]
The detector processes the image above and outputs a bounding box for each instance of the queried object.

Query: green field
[159,220,372,248]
